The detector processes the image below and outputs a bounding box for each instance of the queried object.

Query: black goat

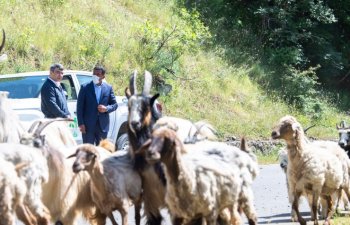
[125,70,165,225]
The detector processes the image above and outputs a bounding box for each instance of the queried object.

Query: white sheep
[0,94,105,225]
[138,126,251,225]
[0,143,50,225]
[68,143,142,225]
[0,157,34,225]
[272,115,345,225]
[0,91,26,143]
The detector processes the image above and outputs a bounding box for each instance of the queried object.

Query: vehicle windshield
[0,75,47,99]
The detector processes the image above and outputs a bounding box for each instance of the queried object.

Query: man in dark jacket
[41,63,70,118]
[77,65,118,145]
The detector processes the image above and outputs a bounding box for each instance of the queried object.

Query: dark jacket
[41,78,70,118]
[76,81,118,133]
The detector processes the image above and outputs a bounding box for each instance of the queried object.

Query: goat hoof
[55,221,63,225]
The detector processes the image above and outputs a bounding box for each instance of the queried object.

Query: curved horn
[142,70,152,96]
[34,118,73,137]
[28,120,43,133]
[0,29,5,54]
[304,124,316,134]
[129,70,138,95]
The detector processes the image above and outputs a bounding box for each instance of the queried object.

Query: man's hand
[79,124,86,134]
[97,104,107,113]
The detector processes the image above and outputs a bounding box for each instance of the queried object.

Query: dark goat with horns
[125,70,165,225]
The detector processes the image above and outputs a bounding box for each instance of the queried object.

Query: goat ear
[150,93,160,106]
[67,153,76,159]
[125,87,132,99]
[135,139,152,155]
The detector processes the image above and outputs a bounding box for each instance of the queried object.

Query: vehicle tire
[116,133,129,151]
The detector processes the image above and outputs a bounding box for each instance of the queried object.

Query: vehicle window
[62,75,77,100]
[76,74,92,85]
[0,75,47,99]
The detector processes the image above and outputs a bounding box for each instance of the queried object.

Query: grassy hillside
[0,0,347,140]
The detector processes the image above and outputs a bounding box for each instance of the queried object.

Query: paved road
[16,164,318,225]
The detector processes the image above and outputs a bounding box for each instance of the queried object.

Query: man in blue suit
[41,63,70,118]
[77,65,118,145]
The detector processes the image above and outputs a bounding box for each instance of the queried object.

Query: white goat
[138,126,252,225]
[272,115,347,225]
[0,143,50,225]
[68,143,142,225]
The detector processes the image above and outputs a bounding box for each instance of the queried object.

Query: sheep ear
[67,153,76,159]
[291,122,300,131]
[135,139,152,155]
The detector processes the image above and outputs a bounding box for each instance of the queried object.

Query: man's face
[93,69,105,84]
[51,68,64,82]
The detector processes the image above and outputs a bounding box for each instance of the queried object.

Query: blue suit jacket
[76,81,118,133]
[41,78,70,118]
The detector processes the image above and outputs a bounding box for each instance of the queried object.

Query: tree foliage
[182,0,350,114]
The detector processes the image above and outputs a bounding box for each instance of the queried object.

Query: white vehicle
[0,70,149,149]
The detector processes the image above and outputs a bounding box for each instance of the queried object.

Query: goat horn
[34,118,74,137]
[142,70,152,96]
[303,124,316,134]
[28,120,43,133]
[0,29,5,54]
[129,70,138,95]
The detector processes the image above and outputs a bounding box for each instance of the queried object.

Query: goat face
[271,115,301,141]
[143,127,177,164]
[338,129,350,150]
[127,94,159,134]
[68,145,98,173]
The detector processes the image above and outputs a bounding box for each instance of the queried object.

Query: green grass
[333,214,350,225]
[0,0,349,142]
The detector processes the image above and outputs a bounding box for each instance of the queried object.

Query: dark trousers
[82,120,107,145]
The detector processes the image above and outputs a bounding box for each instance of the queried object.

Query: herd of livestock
[1,29,350,225]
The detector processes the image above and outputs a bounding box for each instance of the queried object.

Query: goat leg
[16,205,37,225]
[108,212,119,225]
[134,201,142,225]
[292,191,306,225]
[323,195,333,225]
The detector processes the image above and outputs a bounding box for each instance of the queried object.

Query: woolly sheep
[272,115,345,225]
[68,143,142,225]
[138,126,243,225]
[0,143,50,225]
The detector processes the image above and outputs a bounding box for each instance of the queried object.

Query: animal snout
[72,162,82,173]
[131,121,142,130]
[146,151,160,163]
[338,141,345,147]
[271,131,279,139]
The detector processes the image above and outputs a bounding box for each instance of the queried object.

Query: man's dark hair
[50,63,64,72]
[93,65,106,75]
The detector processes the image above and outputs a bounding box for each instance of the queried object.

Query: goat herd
[0,35,350,225]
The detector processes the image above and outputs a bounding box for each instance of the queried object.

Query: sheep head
[67,144,99,173]
[137,127,179,164]
[336,121,350,150]
[126,70,160,134]
[271,115,304,143]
